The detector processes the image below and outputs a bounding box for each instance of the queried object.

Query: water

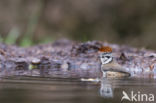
[0,76,156,103]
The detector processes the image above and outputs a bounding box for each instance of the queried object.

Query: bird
[99,46,131,78]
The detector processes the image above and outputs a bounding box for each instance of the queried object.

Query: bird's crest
[99,46,112,53]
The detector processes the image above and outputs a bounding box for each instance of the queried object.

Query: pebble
[31,58,41,64]
[61,62,69,70]
[144,53,156,58]
[80,63,88,70]
[15,58,26,63]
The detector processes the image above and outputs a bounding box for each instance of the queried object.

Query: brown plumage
[101,59,130,78]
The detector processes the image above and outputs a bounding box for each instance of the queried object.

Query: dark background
[0,0,156,49]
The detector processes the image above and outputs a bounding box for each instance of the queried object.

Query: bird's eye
[106,56,110,58]
[102,56,105,58]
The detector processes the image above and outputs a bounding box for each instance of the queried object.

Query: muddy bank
[0,39,156,78]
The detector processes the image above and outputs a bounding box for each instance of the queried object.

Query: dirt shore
[0,39,156,78]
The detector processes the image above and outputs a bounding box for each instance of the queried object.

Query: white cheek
[103,58,107,61]
[100,57,112,64]
[100,58,107,64]
[100,58,103,63]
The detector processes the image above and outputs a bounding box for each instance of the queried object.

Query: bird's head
[99,46,113,64]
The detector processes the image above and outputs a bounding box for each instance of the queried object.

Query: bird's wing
[102,61,128,73]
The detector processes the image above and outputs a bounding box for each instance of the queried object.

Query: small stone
[15,61,28,70]
[15,58,26,63]
[119,52,128,61]
[61,62,69,70]
[31,58,41,64]
[144,53,156,58]
[80,63,88,70]
[0,49,5,55]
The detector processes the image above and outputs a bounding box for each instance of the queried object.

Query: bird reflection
[99,78,113,98]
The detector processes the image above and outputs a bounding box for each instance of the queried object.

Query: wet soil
[0,39,156,78]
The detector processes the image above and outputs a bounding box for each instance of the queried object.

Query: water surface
[0,76,156,103]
